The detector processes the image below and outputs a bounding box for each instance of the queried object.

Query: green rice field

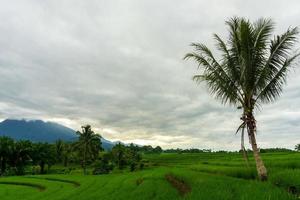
[0,152,299,200]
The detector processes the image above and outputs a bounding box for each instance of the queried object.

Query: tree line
[0,125,147,176]
[162,147,298,154]
[1,123,298,176]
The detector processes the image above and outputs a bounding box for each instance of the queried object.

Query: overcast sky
[0,0,299,150]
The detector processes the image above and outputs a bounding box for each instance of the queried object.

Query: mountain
[101,137,115,150]
[0,119,114,150]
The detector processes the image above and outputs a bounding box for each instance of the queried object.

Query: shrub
[93,154,114,175]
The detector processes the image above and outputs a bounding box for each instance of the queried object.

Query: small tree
[93,153,114,175]
[62,142,73,167]
[111,143,127,170]
[153,146,163,154]
[9,140,32,175]
[295,144,300,151]
[128,144,142,171]
[32,143,56,174]
[76,125,102,175]
[55,139,64,163]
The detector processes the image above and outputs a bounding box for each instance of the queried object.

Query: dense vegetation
[0,125,147,176]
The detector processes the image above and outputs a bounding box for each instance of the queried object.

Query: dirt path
[165,174,191,196]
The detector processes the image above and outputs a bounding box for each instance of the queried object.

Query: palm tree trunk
[0,157,5,174]
[40,161,45,174]
[83,144,87,175]
[2,158,6,174]
[64,156,68,167]
[247,113,267,181]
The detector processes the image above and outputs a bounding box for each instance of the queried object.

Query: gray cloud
[0,0,299,150]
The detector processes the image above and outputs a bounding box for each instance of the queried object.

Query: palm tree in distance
[55,139,64,163]
[76,125,102,175]
[184,17,299,181]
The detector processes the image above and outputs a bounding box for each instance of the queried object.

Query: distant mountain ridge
[0,119,114,150]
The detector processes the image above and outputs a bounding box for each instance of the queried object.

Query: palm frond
[185,49,243,105]
[194,72,242,105]
[252,19,275,93]
[226,17,242,74]
[256,52,300,102]
[253,18,274,50]
[213,34,241,88]
[255,27,299,93]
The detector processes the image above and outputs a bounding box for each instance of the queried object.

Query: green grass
[0,152,299,199]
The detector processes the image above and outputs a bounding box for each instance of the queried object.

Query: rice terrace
[0,1,300,200]
[0,152,299,200]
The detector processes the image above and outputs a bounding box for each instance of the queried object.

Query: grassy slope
[0,152,299,200]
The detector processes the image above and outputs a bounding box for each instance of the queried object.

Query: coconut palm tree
[184,17,299,181]
[31,142,56,174]
[55,139,64,163]
[62,142,73,167]
[76,125,102,175]
[10,140,33,175]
